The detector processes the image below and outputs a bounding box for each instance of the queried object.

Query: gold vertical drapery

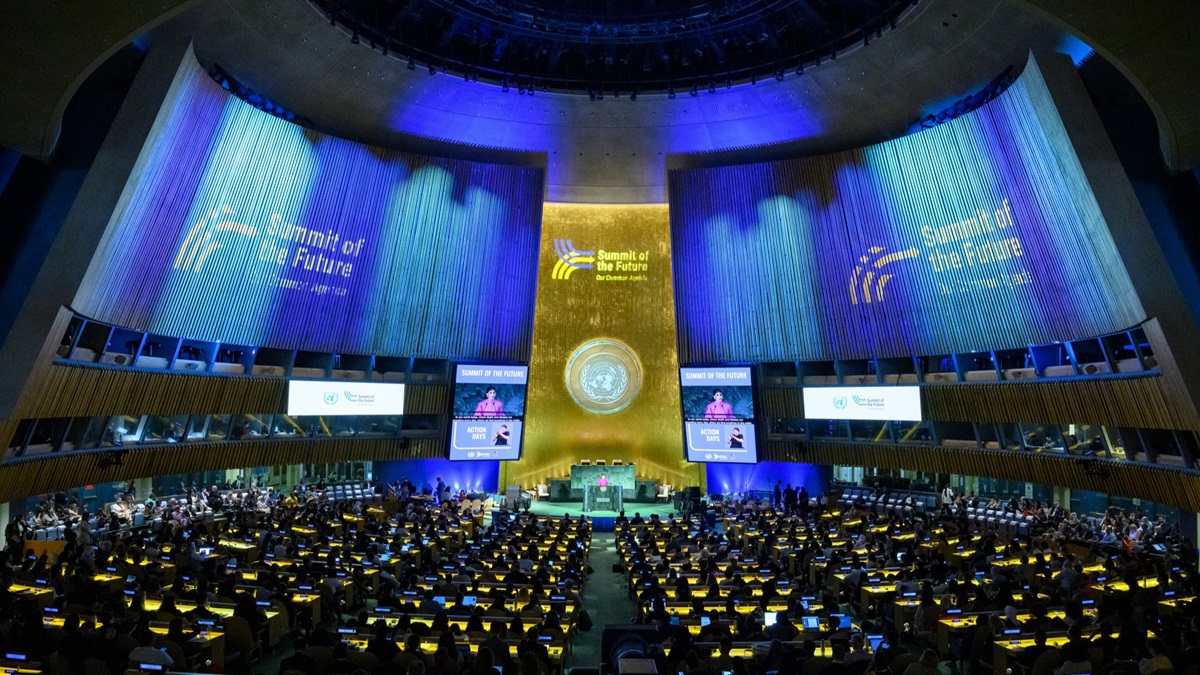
[504,203,701,491]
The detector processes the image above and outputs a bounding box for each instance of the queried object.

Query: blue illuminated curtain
[670,59,1143,364]
[76,57,544,361]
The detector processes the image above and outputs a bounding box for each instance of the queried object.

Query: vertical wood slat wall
[760,373,1195,431]
[0,437,444,504]
[18,363,447,418]
[766,441,1200,512]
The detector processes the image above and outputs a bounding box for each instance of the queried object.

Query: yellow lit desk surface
[992,634,1072,675]
[1159,595,1196,613]
[1093,577,1160,594]
[663,600,792,616]
[218,539,258,551]
[341,636,563,659]
[1,667,41,674]
[148,625,224,644]
[691,642,836,659]
[7,584,53,606]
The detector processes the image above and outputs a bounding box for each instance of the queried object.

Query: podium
[583,484,623,513]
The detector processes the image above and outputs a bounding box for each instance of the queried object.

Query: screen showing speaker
[449,364,528,460]
[802,386,922,421]
[287,381,406,416]
[680,366,758,464]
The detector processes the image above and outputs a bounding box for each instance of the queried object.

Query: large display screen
[669,58,1143,363]
[681,367,758,464]
[75,56,544,362]
[803,386,922,421]
[287,381,406,416]
[449,364,528,461]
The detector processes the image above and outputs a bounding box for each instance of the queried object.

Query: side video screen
[681,366,758,464]
[449,364,528,461]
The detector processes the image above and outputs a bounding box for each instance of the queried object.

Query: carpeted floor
[567,531,636,672]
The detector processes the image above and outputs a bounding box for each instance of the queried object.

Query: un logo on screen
[565,339,642,415]
[833,396,848,410]
[324,391,339,405]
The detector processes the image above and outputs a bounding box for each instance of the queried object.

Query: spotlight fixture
[690,83,698,97]
[502,77,509,92]
[796,62,804,76]
[518,82,525,94]
[427,63,437,75]
[630,87,638,101]
[668,86,676,99]
[708,81,716,94]
[351,31,359,44]
[750,71,756,85]
[407,55,416,70]
[589,89,597,101]
[774,68,785,81]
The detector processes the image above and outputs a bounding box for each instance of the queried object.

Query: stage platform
[526,500,679,531]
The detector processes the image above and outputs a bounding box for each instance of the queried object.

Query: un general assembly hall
[1,1,1200,674]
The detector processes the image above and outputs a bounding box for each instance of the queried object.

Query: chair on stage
[580,459,591,466]
[595,459,606,465]
[612,459,623,465]
[536,484,550,501]
[657,484,673,502]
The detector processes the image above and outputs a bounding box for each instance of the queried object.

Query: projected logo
[833,396,848,410]
[173,204,258,273]
[551,239,595,280]
[565,339,643,415]
[323,391,339,405]
[849,245,921,305]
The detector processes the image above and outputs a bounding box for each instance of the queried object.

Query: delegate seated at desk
[597,474,608,487]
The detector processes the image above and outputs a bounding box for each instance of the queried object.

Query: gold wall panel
[505,204,701,490]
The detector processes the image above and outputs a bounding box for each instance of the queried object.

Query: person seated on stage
[597,474,609,487]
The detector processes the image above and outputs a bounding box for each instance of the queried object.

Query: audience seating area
[1,481,589,675]
[607,488,1197,675]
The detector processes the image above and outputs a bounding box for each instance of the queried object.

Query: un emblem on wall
[565,339,642,415]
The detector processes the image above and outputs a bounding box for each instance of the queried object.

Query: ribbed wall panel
[764,441,1200,512]
[0,437,443,504]
[670,64,1143,364]
[761,374,1186,430]
[74,57,544,362]
[22,363,448,418]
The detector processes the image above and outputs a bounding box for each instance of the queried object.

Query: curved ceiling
[180,0,1072,201]
[1,0,1198,198]
[311,0,915,91]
